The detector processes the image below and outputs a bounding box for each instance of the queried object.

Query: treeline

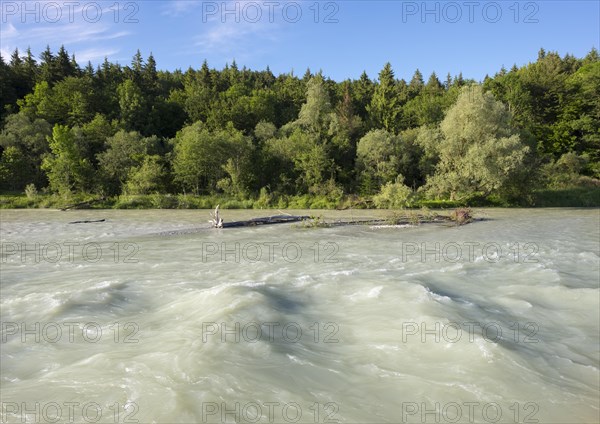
[0,46,598,207]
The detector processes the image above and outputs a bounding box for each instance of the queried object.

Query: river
[1,208,598,423]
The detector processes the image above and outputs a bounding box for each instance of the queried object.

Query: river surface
[0,208,598,423]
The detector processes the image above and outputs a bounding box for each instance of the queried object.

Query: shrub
[255,187,272,209]
[24,184,38,199]
[450,208,473,225]
[373,176,414,208]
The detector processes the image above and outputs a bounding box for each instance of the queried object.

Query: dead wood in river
[209,206,474,229]
[60,197,106,211]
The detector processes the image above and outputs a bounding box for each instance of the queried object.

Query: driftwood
[68,219,106,224]
[60,197,106,211]
[209,205,309,228]
[209,206,474,229]
[209,205,224,228]
[327,216,452,227]
[221,214,311,228]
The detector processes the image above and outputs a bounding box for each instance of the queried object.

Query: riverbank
[1,186,599,210]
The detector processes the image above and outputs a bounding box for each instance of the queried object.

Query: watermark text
[401,321,539,343]
[1,241,139,263]
[201,241,338,263]
[201,1,339,24]
[1,1,139,24]
[1,401,139,423]
[202,321,339,344]
[400,242,538,263]
[401,401,539,423]
[401,1,539,24]
[1,321,140,344]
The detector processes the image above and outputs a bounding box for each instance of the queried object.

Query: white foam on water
[1,208,598,423]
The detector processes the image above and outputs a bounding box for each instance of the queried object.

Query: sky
[1,0,598,81]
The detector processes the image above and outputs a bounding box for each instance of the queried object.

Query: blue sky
[1,0,598,81]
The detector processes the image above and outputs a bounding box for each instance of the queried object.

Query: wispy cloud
[0,1,134,65]
[0,22,17,58]
[195,23,258,50]
[191,1,283,62]
[13,22,130,46]
[0,21,18,39]
[74,47,121,64]
[162,0,201,17]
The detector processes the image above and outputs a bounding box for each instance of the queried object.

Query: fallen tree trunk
[209,206,475,229]
[60,197,106,211]
[209,205,310,228]
[221,214,311,228]
[68,219,106,224]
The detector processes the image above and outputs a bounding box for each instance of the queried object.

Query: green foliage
[41,125,93,194]
[485,49,599,171]
[540,152,599,189]
[254,121,277,142]
[118,79,146,132]
[218,131,255,197]
[295,75,332,135]
[115,194,154,209]
[1,46,598,208]
[255,186,273,208]
[449,207,473,225]
[125,155,166,195]
[0,146,29,190]
[96,130,159,193]
[373,175,414,208]
[173,122,254,195]
[18,81,55,121]
[295,142,334,193]
[356,129,402,192]
[0,112,52,188]
[24,183,38,199]
[424,85,531,201]
[74,114,117,166]
[533,187,600,207]
[328,83,363,187]
[367,63,401,132]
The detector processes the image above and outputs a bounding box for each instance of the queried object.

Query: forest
[0,46,598,208]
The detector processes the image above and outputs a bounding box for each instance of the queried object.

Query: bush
[24,184,38,199]
[449,208,473,225]
[309,196,337,209]
[541,153,591,189]
[287,195,312,209]
[115,195,153,209]
[255,187,272,209]
[276,196,288,209]
[150,193,177,209]
[533,187,600,207]
[373,176,414,208]
[0,195,35,208]
[221,199,253,209]
[177,194,193,209]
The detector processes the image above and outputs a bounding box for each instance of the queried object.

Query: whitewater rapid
[1,208,598,423]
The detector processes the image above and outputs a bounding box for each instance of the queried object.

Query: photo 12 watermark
[202,321,339,344]
[1,1,140,24]
[401,1,540,24]
[200,401,339,423]
[1,321,140,344]
[399,241,539,263]
[201,241,339,263]
[200,1,340,24]
[401,321,539,344]
[401,401,539,423]
[0,241,140,264]
[0,401,139,423]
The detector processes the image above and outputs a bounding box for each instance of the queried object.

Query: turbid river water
[0,208,598,423]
